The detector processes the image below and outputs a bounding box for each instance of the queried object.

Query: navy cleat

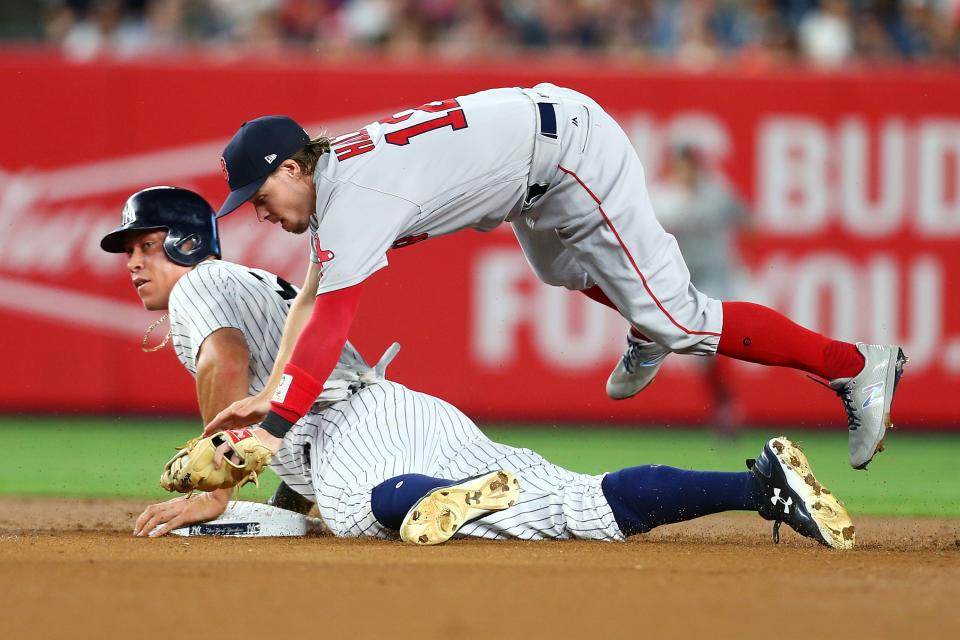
[748,437,855,550]
[399,471,520,546]
[828,343,908,470]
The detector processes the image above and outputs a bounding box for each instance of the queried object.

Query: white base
[163,501,325,538]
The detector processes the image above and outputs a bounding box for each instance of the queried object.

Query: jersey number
[380,99,468,146]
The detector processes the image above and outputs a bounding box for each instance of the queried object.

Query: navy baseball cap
[217,115,310,218]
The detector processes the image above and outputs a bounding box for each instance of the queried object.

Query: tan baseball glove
[160,428,273,493]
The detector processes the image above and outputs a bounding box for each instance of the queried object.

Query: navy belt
[537,102,558,139]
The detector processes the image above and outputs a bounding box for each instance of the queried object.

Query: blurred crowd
[2,0,957,65]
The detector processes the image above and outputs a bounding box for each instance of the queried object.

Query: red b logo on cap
[220,156,230,184]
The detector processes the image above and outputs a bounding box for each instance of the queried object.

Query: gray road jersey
[307,87,539,293]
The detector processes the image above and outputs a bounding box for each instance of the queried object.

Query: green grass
[1,418,956,517]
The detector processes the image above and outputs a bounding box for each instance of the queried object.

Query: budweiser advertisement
[2,55,957,428]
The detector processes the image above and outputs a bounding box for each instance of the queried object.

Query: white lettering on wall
[472,249,534,366]
[917,120,960,234]
[474,247,949,374]
[758,115,960,237]
[757,117,829,234]
[0,174,306,281]
[535,285,612,370]
[840,118,906,236]
[790,254,859,342]
[471,248,625,369]
[868,255,940,366]
[746,252,944,369]
[624,111,731,179]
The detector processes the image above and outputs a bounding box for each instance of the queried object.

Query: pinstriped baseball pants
[273,381,623,541]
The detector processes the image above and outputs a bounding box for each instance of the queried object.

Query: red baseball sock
[581,286,652,342]
[718,301,863,380]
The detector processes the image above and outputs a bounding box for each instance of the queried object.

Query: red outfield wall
[1,54,958,428]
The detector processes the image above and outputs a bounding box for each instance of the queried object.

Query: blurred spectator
[204,0,281,42]
[42,0,189,60]
[0,3,45,40]
[674,1,724,69]
[798,0,854,66]
[432,0,512,58]
[887,0,959,59]
[52,0,127,61]
[648,144,750,437]
[854,10,900,61]
[344,0,395,47]
[3,0,956,65]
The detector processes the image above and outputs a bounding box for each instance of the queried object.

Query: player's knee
[636,296,722,355]
[533,268,592,290]
[601,466,661,536]
[637,324,718,355]
[667,332,720,355]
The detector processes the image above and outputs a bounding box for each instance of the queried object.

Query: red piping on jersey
[557,165,721,338]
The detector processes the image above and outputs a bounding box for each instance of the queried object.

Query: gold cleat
[399,471,520,546]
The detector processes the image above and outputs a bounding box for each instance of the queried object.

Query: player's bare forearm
[261,261,321,399]
[203,264,321,435]
[134,488,231,537]
[195,327,252,424]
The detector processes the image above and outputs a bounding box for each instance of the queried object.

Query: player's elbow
[207,356,250,381]
[196,328,251,382]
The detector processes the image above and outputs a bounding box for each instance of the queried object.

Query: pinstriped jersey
[308,87,538,293]
[170,260,294,392]
[168,259,365,500]
[169,260,364,390]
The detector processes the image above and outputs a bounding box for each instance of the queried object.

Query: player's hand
[211,427,284,470]
[204,393,271,436]
[133,489,230,538]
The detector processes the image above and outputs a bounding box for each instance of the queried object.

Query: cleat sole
[400,471,520,546]
[772,438,855,550]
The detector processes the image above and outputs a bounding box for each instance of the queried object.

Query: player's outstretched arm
[204,262,321,436]
[196,327,251,424]
[134,488,231,537]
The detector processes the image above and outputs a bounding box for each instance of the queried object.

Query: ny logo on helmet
[121,202,136,226]
[220,156,230,183]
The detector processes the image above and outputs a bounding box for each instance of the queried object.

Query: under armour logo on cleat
[264,153,278,164]
[571,117,578,126]
[771,488,792,514]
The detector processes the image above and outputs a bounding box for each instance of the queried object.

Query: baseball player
[108,186,854,548]
[650,143,751,437]
[206,83,905,473]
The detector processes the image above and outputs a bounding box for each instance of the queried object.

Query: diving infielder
[208,83,906,472]
[109,186,855,548]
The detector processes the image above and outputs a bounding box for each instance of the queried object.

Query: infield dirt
[1,497,957,640]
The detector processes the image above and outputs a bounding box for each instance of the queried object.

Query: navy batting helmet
[100,186,222,266]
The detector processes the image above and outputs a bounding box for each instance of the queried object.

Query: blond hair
[289,134,331,175]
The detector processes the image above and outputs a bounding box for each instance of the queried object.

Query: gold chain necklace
[141,313,171,352]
